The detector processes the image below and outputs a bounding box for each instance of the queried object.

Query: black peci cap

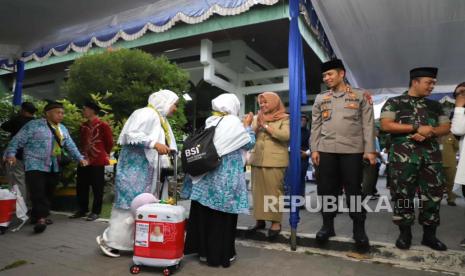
[409,67,438,79]
[44,100,64,112]
[21,102,37,114]
[83,100,101,113]
[321,59,345,73]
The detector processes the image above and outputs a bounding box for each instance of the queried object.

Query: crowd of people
[1,59,465,269]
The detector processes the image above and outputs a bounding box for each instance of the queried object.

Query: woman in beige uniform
[249,92,290,238]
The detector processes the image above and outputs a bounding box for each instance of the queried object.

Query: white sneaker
[199,256,207,262]
[229,255,236,262]
[96,235,120,258]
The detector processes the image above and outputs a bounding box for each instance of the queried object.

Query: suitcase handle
[153,150,178,204]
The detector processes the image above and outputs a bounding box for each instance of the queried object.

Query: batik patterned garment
[79,117,113,166]
[4,118,83,172]
[182,129,255,214]
[114,144,154,209]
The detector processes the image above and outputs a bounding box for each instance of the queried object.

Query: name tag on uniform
[344,102,359,109]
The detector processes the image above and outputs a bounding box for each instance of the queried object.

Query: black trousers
[184,200,237,267]
[316,152,366,221]
[300,159,310,196]
[76,166,105,214]
[362,163,380,195]
[25,170,59,220]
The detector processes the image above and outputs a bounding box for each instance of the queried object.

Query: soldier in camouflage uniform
[380,67,450,251]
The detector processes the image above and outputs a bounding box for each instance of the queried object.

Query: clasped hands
[411,125,435,142]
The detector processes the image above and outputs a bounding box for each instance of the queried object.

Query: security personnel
[311,59,376,252]
[380,67,450,251]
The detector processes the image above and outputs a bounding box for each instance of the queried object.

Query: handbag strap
[215,116,224,127]
[46,121,64,149]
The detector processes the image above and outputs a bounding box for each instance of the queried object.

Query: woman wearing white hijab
[450,82,465,247]
[182,93,255,267]
[97,89,178,257]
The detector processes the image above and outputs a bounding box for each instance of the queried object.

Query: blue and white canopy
[0,0,278,69]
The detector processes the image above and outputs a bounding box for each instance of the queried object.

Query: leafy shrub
[61,48,190,143]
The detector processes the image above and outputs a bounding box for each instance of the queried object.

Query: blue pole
[288,0,307,250]
[13,60,25,106]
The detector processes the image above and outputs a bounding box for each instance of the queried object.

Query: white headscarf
[211,93,241,116]
[118,89,178,167]
[189,93,251,183]
[205,93,251,157]
[148,89,179,117]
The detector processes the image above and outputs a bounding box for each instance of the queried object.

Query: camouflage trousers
[389,162,445,226]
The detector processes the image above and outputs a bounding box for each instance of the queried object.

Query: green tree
[61,48,190,142]
[0,96,15,155]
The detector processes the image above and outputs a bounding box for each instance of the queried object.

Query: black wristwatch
[412,121,420,133]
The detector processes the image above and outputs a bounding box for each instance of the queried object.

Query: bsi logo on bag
[181,118,223,176]
[184,145,201,157]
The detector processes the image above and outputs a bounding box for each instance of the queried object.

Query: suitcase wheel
[164,262,180,275]
[130,265,141,274]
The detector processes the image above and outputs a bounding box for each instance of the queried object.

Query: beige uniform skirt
[251,166,285,222]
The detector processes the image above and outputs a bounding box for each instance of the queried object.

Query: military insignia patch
[363,91,373,105]
[322,110,331,120]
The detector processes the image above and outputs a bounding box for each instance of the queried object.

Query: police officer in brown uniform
[311,59,376,252]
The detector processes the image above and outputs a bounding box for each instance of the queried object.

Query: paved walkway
[0,215,442,276]
[1,176,464,275]
[237,177,465,251]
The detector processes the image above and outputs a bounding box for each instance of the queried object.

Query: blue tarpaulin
[287,0,307,235]
[13,60,25,106]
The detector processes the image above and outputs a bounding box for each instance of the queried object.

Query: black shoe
[316,228,336,244]
[33,219,47,234]
[86,213,99,221]
[69,211,87,219]
[247,221,266,231]
[267,226,281,240]
[353,220,370,253]
[395,225,412,250]
[316,217,335,244]
[45,218,53,225]
[421,225,447,251]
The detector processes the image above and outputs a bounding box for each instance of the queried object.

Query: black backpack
[181,117,223,176]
